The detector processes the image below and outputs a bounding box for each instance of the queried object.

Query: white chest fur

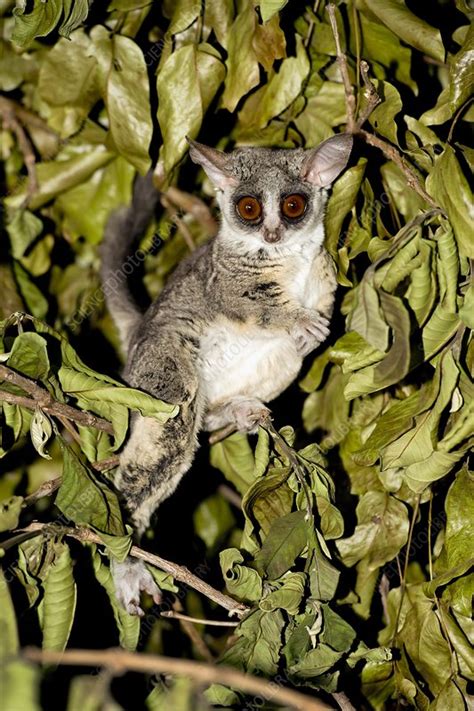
[200,245,325,409]
[199,319,302,407]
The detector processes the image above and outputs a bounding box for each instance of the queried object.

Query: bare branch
[166,186,218,236]
[169,600,214,662]
[18,521,249,617]
[0,365,114,434]
[327,4,356,133]
[23,647,332,711]
[161,194,196,252]
[355,60,381,129]
[0,96,38,201]
[161,610,239,627]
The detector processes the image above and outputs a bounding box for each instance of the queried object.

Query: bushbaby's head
[188,135,352,256]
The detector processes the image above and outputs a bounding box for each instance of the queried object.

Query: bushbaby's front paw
[112,557,162,616]
[290,314,330,357]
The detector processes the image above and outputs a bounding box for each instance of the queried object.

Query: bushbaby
[100,134,353,614]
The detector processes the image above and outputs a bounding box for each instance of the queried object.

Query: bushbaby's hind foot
[205,397,271,434]
[112,557,162,616]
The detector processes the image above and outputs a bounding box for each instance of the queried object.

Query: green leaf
[260,571,306,615]
[239,34,309,129]
[367,81,402,145]
[107,35,153,173]
[41,542,77,652]
[326,160,367,261]
[91,547,140,651]
[12,0,63,47]
[426,146,474,258]
[259,0,288,23]
[221,2,260,112]
[337,492,409,570]
[220,548,263,601]
[360,0,445,63]
[193,494,235,550]
[0,566,19,658]
[255,510,308,579]
[157,43,225,174]
[30,408,53,460]
[6,210,43,260]
[210,433,256,496]
[345,292,411,399]
[309,545,340,601]
[59,0,89,38]
[220,608,285,676]
[56,440,125,536]
[0,496,24,533]
[242,465,293,536]
[0,660,41,711]
[347,278,390,352]
[38,30,100,138]
[6,331,50,380]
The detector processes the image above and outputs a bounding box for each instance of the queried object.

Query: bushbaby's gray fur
[101,134,352,614]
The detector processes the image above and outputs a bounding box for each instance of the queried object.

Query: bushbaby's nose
[262,225,283,243]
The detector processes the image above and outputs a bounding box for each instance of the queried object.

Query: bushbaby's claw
[112,557,162,616]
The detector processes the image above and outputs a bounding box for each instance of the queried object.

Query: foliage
[0,1,473,710]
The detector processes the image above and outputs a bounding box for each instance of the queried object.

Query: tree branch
[0,96,38,201]
[326,3,439,209]
[0,365,114,434]
[18,521,249,617]
[165,186,218,236]
[327,4,356,133]
[22,647,332,711]
[161,610,239,627]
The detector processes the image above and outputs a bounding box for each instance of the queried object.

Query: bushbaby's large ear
[187,138,238,189]
[301,133,353,187]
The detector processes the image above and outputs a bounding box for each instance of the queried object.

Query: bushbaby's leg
[205,397,271,434]
[113,342,203,615]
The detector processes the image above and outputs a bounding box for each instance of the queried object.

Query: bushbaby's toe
[112,557,162,615]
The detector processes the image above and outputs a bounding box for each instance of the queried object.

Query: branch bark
[0,365,114,434]
[18,521,249,617]
[23,647,332,711]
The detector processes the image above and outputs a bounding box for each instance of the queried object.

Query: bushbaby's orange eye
[281,194,306,219]
[236,196,262,222]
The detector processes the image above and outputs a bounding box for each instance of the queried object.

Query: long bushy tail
[100,171,160,354]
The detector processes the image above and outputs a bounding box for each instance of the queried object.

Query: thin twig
[390,496,420,646]
[327,4,356,132]
[22,647,332,711]
[208,423,237,445]
[355,60,381,129]
[170,600,214,662]
[93,455,119,472]
[332,692,357,711]
[161,195,196,252]
[357,130,438,207]
[161,610,239,627]
[22,454,119,507]
[0,97,38,201]
[57,415,82,446]
[18,522,249,617]
[264,418,313,520]
[166,186,218,236]
[0,365,114,434]
[23,477,62,506]
[217,484,243,510]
